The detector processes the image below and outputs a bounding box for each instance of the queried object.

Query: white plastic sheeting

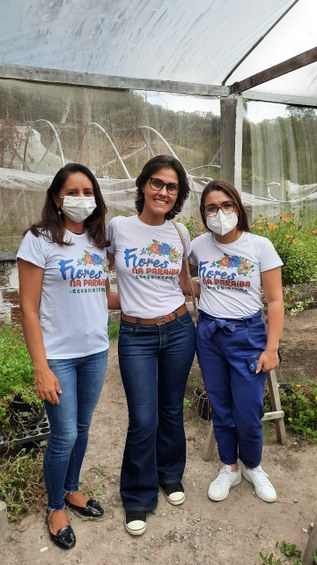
[1,0,316,98]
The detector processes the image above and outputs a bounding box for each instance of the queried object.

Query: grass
[0,447,45,522]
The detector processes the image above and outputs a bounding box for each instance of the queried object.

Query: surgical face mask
[206,210,238,236]
[61,196,96,223]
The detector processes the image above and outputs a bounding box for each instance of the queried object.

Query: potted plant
[0,323,45,443]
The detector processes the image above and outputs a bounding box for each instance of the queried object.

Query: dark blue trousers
[118,311,196,511]
[196,310,267,469]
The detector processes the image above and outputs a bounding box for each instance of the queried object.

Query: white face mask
[61,196,96,223]
[206,210,238,236]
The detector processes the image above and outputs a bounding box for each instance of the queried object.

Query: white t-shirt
[189,231,283,319]
[107,215,190,318]
[17,229,110,358]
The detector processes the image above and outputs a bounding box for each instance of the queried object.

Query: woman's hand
[34,366,62,405]
[256,349,280,374]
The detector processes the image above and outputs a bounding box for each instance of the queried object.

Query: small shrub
[259,540,314,565]
[264,382,317,442]
[179,216,205,240]
[251,211,317,285]
[108,317,120,341]
[0,324,41,436]
[280,540,301,559]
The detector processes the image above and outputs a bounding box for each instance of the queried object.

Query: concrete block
[0,500,9,536]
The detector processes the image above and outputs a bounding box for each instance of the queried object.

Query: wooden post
[265,369,287,444]
[203,368,286,461]
[303,515,317,565]
[203,420,217,462]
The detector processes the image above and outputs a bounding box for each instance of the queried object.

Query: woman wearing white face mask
[189,180,284,505]
[17,163,119,550]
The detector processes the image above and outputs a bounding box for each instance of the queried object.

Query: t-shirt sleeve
[177,223,191,258]
[258,236,283,272]
[16,230,46,269]
[106,217,117,254]
[188,236,198,266]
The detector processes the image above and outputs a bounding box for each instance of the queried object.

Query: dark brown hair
[135,155,190,220]
[27,163,108,248]
[200,179,250,232]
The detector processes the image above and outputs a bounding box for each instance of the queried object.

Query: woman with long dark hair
[17,163,119,550]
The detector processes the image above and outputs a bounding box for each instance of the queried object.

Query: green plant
[108,317,120,341]
[0,324,34,394]
[288,297,315,316]
[0,447,45,521]
[264,382,317,442]
[178,216,205,240]
[259,540,305,564]
[280,541,302,559]
[259,552,282,564]
[0,324,42,437]
[251,211,317,285]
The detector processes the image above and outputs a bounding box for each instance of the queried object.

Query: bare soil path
[1,310,316,565]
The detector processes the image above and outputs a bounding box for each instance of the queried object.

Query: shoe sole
[125,522,147,536]
[208,475,242,502]
[165,493,185,506]
[242,471,277,503]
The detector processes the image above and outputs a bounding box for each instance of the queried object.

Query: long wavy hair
[200,179,250,233]
[135,154,190,220]
[27,163,109,248]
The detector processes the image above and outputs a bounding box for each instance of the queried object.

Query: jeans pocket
[120,322,137,336]
[246,352,263,373]
[176,311,194,327]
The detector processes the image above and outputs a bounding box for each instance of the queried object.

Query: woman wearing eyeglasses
[189,180,284,504]
[107,155,197,535]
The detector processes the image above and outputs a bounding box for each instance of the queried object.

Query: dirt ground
[1,310,317,565]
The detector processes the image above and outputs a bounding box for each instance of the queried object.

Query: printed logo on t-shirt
[199,253,255,293]
[58,250,109,294]
[124,239,182,280]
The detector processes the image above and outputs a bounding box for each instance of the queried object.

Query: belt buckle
[155,315,168,325]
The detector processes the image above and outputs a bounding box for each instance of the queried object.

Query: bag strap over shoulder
[172,219,198,322]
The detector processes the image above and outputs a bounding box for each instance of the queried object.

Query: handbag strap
[172,219,198,322]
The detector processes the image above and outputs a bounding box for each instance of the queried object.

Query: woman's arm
[18,259,62,405]
[107,251,115,270]
[257,267,284,373]
[105,279,121,310]
[179,260,201,299]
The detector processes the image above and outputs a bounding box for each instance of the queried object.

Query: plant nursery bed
[0,413,50,451]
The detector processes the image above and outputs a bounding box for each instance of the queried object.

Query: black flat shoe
[46,511,76,550]
[65,498,104,518]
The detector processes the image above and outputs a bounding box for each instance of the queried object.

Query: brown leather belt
[121,303,188,326]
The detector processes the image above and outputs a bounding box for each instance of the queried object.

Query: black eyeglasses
[149,177,179,195]
[204,201,236,216]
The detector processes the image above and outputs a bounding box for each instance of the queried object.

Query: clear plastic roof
[1,0,316,100]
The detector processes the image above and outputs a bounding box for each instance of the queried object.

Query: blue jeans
[119,311,196,511]
[196,311,267,469]
[44,349,108,510]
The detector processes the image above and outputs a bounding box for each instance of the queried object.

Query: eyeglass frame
[149,177,179,195]
[204,200,236,216]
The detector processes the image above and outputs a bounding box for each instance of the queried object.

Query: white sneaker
[241,464,277,503]
[208,465,242,501]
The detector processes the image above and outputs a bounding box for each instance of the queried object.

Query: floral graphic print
[216,254,254,276]
[78,251,109,272]
[143,240,181,262]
